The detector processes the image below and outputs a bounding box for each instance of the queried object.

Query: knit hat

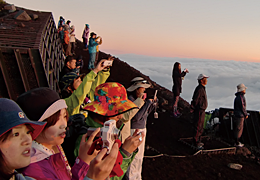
[0,98,46,139]
[59,72,79,91]
[237,83,247,92]
[197,74,209,80]
[83,82,138,117]
[86,24,89,28]
[16,87,67,122]
[127,77,151,92]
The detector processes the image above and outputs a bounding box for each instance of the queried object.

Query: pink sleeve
[71,157,90,180]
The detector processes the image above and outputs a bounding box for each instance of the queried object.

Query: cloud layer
[118,54,260,111]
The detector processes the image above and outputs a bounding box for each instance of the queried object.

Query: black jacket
[190,84,208,110]
[172,70,186,96]
[59,66,73,79]
[234,92,247,118]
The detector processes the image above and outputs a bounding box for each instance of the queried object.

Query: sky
[8,0,260,62]
[7,0,260,111]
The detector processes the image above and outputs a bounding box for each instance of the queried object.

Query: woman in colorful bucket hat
[16,87,119,180]
[0,98,46,179]
[74,82,145,180]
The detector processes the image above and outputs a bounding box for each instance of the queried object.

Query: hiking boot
[234,142,244,148]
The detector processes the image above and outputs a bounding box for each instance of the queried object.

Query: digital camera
[101,120,120,154]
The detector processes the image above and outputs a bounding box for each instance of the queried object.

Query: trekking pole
[230,112,233,130]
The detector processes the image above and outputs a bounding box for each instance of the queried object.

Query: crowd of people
[0,15,158,179]
[172,62,248,150]
[58,16,102,71]
[0,14,249,180]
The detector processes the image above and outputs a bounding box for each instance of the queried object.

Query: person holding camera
[88,32,102,70]
[60,59,112,116]
[233,83,248,147]
[172,62,189,118]
[74,82,145,180]
[125,77,157,180]
[190,74,209,150]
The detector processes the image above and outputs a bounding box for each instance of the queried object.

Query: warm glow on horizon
[9,0,260,63]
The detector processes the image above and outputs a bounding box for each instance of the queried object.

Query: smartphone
[103,60,113,66]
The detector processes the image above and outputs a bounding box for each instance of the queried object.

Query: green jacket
[65,70,110,116]
[74,116,137,180]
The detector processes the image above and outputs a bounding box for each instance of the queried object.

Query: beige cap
[127,77,151,92]
[237,83,247,92]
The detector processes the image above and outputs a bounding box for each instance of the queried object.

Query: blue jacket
[88,38,98,54]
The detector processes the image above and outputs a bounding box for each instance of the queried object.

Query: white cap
[197,74,209,80]
[237,83,247,92]
[127,77,151,92]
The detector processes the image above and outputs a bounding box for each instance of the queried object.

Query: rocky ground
[75,40,260,180]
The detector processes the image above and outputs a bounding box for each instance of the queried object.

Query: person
[125,77,157,180]
[58,26,64,44]
[66,20,71,28]
[16,87,119,180]
[233,83,248,147]
[63,24,71,56]
[190,74,209,150]
[59,55,77,79]
[74,82,145,180]
[58,16,65,28]
[88,32,102,70]
[70,25,76,55]
[82,24,90,50]
[94,35,102,67]
[61,59,112,116]
[0,98,46,180]
[76,55,84,73]
[172,62,189,117]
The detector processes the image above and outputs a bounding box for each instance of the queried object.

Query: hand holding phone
[103,60,113,67]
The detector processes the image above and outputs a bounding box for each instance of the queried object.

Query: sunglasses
[132,80,148,85]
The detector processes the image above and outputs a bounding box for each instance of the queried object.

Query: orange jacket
[64,30,70,45]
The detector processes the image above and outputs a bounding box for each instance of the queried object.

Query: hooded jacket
[88,38,99,54]
[21,142,89,180]
[234,92,247,118]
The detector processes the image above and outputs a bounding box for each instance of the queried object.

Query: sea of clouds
[117,54,260,111]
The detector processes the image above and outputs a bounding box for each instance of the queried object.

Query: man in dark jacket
[190,74,209,149]
[59,55,77,79]
[233,83,248,147]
